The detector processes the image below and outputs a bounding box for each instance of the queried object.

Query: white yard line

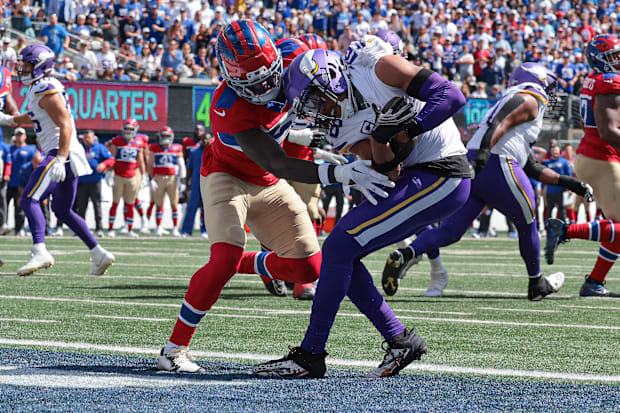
[0,295,618,330]
[85,313,270,321]
[558,304,620,311]
[477,307,560,313]
[0,318,58,323]
[0,338,618,383]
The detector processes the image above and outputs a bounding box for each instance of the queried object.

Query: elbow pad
[406,69,466,132]
[522,152,545,180]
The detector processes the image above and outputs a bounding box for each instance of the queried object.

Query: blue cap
[149,37,157,43]
[136,34,143,40]
[125,38,133,44]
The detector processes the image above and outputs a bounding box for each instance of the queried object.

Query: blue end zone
[1,348,619,412]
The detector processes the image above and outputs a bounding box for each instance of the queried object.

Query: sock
[163,340,179,355]
[172,208,179,228]
[429,254,443,270]
[566,208,576,223]
[135,200,145,217]
[125,204,135,231]
[567,220,618,243]
[293,282,315,297]
[169,243,243,347]
[32,242,47,253]
[238,250,321,284]
[109,202,118,230]
[147,201,155,218]
[589,242,620,283]
[156,207,164,227]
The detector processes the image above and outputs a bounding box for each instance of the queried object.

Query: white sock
[163,341,180,355]
[429,255,443,270]
[90,244,104,255]
[32,243,47,253]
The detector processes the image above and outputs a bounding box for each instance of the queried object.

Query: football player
[0,61,17,236]
[253,39,470,378]
[107,118,148,237]
[157,20,392,373]
[385,63,593,301]
[545,34,620,297]
[0,44,114,276]
[148,126,184,237]
[180,132,210,238]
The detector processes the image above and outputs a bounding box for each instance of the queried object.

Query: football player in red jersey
[156,20,393,373]
[107,118,147,237]
[147,126,185,237]
[545,34,620,297]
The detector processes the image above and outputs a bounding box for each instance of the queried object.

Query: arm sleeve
[177,156,186,180]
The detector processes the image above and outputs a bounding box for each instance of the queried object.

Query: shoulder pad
[32,79,59,96]
[349,36,393,69]
[0,67,11,96]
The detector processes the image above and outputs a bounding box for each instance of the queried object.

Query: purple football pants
[410,150,540,277]
[301,168,470,353]
[21,151,98,249]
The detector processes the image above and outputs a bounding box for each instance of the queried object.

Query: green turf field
[0,235,618,384]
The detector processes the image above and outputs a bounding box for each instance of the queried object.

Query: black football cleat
[253,347,327,378]
[367,328,427,378]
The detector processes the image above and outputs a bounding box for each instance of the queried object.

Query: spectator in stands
[64,62,78,81]
[140,71,150,82]
[40,14,69,56]
[100,61,114,80]
[187,64,208,79]
[1,38,17,73]
[179,8,194,44]
[71,14,91,38]
[120,10,141,43]
[193,46,209,70]
[457,43,475,81]
[114,64,131,81]
[151,66,165,82]
[197,2,214,28]
[352,12,370,37]
[12,5,35,38]
[114,0,131,20]
[101,6,121,47]
[96,41,116,76]
[144,6,167,44]
[162,39,183,72]
[87,13,104,40]
[138,43,157,76]
[119,38,137,60]
[77,63,92,80]
[74,40,98,75]
[428,33,444,73]
[489,84,502,99]
[15,35,26,54]
[556,51,579,94]
[370,11,388,33]
[471,81,488,98]
[442,37,457,80]
[337,24,359,53]
[166,18,186,46]
[480,55,505,94]
[134,35,145,56]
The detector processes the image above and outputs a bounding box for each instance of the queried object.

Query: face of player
[609,50,620,72]
[302,87,348,129]
[18,61,34,81]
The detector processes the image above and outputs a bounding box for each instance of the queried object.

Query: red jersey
[577,71,620,163]
[201,82,295,186]
[111,134,147,177]
[182,137,200,152]
[150,142,182,176]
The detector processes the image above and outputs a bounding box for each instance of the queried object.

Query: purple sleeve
[412,72,466,132]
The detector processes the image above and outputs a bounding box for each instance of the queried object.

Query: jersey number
[119,147,138,162]
[579,95,596,128]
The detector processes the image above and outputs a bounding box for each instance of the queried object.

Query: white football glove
[0,113,15,126]
[140,175,150,189]
[287,128,327,147]
[314,148,348,165]
[48,155,67,182]
[583,183,595,203]
[104,171,115,187]
[319,160,394,206]
[150,178,159,192]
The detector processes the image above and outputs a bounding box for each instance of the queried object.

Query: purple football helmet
[509,62,558,106]
[284,49,357,128]
[375,29,404,56]
[18,44,55,85]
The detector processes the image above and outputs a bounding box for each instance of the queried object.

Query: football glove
[0,113,15,126]
[150,178,159,192]
[48,155,67,183]
[104,171,115,187]
[140,175,150,189]
[288,128,328,148]
[318,160,394,206]
[372,97,422,144]
[314,148,348,165]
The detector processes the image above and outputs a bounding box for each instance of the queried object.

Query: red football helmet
[298,33,327,50]
[159,126,174,146]
[216,19,283,105]
[275,37,309,69]
[123,118,139,141]
[586,34,620,73]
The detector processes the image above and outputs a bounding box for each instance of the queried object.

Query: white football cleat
[157,346,205,373]
[127,231,139,238]
[119,224,129,235]
[154,226,165,237]
[140,216,150,233]
[90,245,115,275]
[96,230,105,238]
[54,227,64,237]
[107,230,116,238]
[424,264,449,297]
[172,228,181,237]
[17,246,55,276]
[200,232,209,240]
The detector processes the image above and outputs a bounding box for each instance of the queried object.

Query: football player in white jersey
[0,44,115,276]
[253,38,471,378]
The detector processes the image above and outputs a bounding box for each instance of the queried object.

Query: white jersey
[334,37,466,167]
[28,77,91,176]
[466,83,548,167]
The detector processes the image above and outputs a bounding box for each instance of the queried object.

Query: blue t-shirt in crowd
[544,156,572,195]
[40,24,68,55]
[0,141,12,177]
[162,49,183,71]
[79,142,113,184]
[9,144,38,188]
[187,145,205,192]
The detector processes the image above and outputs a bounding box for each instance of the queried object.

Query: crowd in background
[0,0,611,96]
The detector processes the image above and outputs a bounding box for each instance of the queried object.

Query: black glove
[372,97,422,144]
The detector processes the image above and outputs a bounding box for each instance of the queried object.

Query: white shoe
[172,228,181,237]
[96,230,105,238]
[154,226,164,237]
[90,245,115,275]
[157,346,205,373]
[119,224,129,235]
[200,232,209,240]
[127,231,139,238]
[54,227,64,237]
[0,224,10,235]
[17,229,26,237]
[424,264,449,297]
[140,216,150,233]
[17,247,55,276]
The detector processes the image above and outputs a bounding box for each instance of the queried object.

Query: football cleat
[157,346,205,373]
[17,248,55,276]
[544,218,568,265]
[140,216,150,233]
[253,347,327,378]
[107,230,116,238]
[96,230,104,238]
[200,232,209,240]
[154,226,165,237]
[90,246,115,275]
[54,227,64,237]
[579,276,620,297]
[528,272,565,301]
[382,248,422,296]
[172,228,181,237]
[264,279,288,297]
[293,283,315,300]
[367,328,427,378]
[424,264,449,297]
[119,224,129,235]
[0,224,10,235]
[127,231,139,238]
